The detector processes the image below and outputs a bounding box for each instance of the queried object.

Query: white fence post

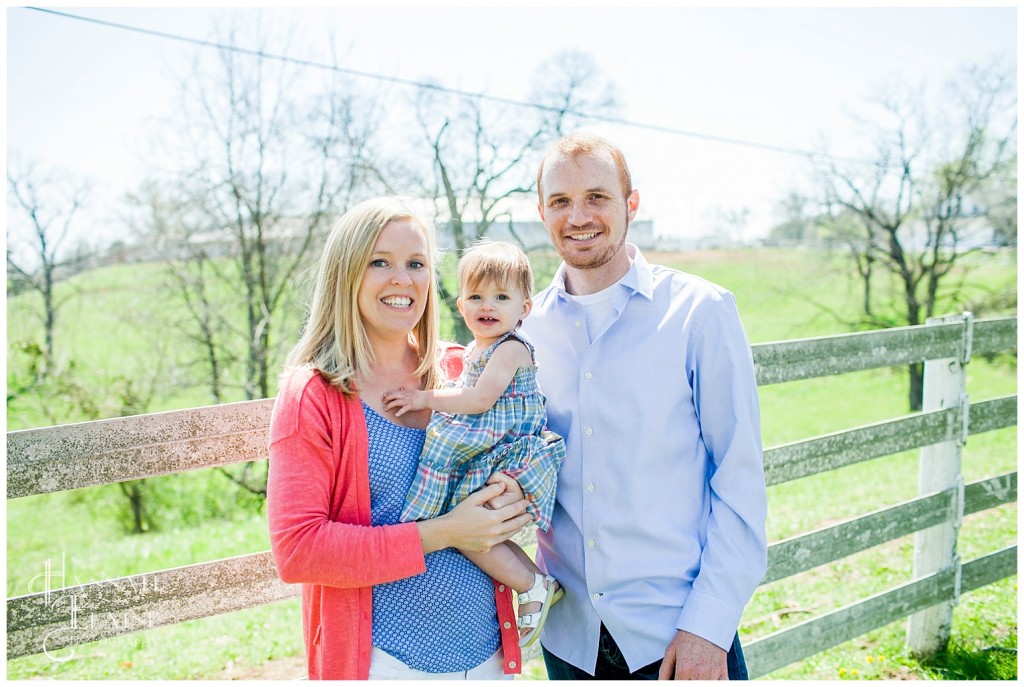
[906,312,972,657]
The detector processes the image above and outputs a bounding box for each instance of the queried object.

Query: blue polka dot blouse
[365,402,500,672]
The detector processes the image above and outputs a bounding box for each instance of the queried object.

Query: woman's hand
[416,483,532,554]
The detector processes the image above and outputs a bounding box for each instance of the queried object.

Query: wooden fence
[6,313,1017,678]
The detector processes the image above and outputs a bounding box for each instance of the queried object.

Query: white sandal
[517,573,564,648]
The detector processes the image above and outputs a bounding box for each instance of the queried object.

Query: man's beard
[562,239,624,271]
[561,214,629,271]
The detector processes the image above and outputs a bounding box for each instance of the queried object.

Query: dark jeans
[542,624,748,680]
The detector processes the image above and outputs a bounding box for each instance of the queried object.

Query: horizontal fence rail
[964,472,1017,516]
[971,317,1018,356]
[7,553,298,661]
[745,567,959,677]
[764,407,959,486]
[8,320,1014,499]
[967,395,1017,435]
[960,547,1018,592]
[747,544,1018,679]
[763,395,1015,487]
[753,321,966,385]
[6,399,275,499]
[761,471,1017,586]
[6,315,1017,673]
[9,470,1004,661]
[762,489,957,586]
[753,316,1015,385]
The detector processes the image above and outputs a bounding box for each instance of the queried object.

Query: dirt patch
[212,654,306,681]
[209,652,547,680]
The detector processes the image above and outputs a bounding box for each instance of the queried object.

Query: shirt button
[498,584,505,592]
[503,621,512,629]
[585,427,593,436]
[592,593,601,601]
[575,321,582,328]
[508,661,517,669]
[587,483,595,492]
[587,539,596,547]
[584,372,593,379]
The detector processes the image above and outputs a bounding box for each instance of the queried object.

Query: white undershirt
[566,279,630,344]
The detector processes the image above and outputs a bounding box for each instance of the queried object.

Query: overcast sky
[5,3,1018,247]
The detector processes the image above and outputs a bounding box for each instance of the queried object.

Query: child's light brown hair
[457,240,534,300]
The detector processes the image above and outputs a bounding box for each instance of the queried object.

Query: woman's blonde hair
[285,197,441,394]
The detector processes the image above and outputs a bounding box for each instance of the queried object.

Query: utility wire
[25,5,868,165]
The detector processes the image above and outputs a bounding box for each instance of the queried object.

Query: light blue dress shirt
[520,245,767,674]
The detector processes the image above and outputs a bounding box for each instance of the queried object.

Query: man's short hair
[536,132,632,202]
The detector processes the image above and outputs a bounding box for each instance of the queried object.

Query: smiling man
[519,132,767,680]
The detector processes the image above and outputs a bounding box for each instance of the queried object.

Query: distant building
[429,195,657,252]
[106,200,659,266]
[438,219,655,252]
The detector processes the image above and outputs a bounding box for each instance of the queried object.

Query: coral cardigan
[267,359,522,680]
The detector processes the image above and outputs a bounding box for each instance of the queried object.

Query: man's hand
[658,630,727,680]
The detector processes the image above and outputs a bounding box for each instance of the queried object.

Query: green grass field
[6,248,1017,680]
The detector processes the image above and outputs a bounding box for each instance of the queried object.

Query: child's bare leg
[461,542,558,638]
[504,539,538,570]
[461,542,537,594]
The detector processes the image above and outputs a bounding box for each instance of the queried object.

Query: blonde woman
[267,197,531,680]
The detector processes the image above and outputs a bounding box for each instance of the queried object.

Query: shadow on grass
[920,642,1017,680]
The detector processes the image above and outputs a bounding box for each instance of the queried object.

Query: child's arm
[382,339,532,416]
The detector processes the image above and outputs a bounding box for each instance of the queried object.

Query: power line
[25,5,867,164]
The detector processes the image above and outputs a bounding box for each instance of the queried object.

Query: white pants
[368,647,512,680]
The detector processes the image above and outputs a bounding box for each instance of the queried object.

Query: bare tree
[815,63,1016,410]
[6,161,91,375]
[714,206,752,246]
[415,50,619,342]
[138,21,392,403]
[531,50,620,138]
[118,21,395,498]
[767,191,823,246]
[124,181,234,404]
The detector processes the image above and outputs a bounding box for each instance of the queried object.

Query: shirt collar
[551,244,655,302]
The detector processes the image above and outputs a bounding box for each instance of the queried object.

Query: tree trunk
[908,362,924,412]
[43,267,56,373]
[204,334,223,404]
[438,281,472,345]
[118,481,148,534]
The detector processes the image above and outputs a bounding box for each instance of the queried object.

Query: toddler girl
[383,240,565,648]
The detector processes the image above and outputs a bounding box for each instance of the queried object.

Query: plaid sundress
[400,330,565,531]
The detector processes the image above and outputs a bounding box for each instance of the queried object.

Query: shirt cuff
[676,589,742,651]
